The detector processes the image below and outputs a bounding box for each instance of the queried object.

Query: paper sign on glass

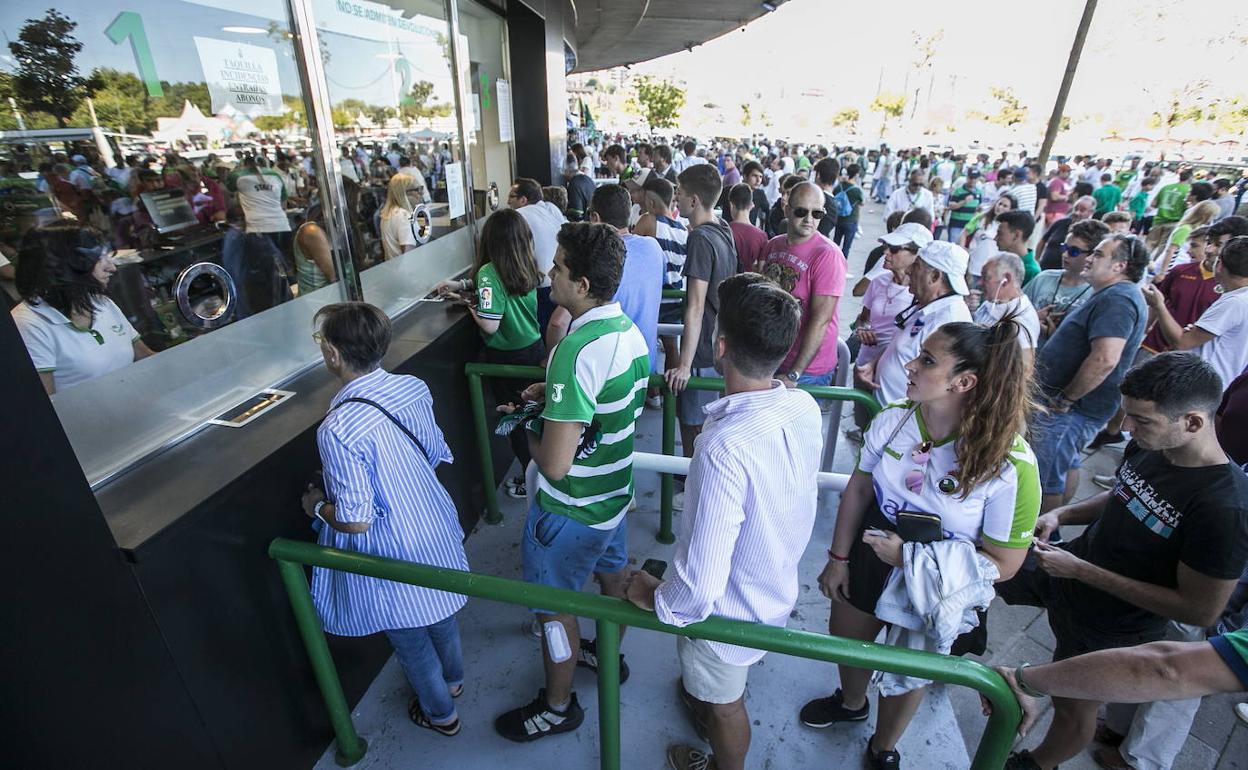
[445,162,465,219]
[194,37,285,117]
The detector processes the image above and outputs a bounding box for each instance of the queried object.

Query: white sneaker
[672,491,685,511]
[1091,474,1116,489]
[1236,702,1248,726]
[646,394,663,409]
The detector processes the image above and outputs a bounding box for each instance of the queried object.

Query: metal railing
[464,362,880,543]
[269,537,1021,770]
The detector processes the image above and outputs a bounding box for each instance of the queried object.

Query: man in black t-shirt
[997,352,1248,770]
[811,157,840,238]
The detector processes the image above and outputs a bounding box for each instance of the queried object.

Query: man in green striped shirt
[496,222,651,743]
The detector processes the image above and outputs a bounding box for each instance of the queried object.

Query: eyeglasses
[1062,244,1089,258]
[791,207,826,220]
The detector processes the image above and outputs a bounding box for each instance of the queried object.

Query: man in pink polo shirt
[759,182,848,386]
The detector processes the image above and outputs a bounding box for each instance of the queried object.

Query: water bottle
[543,620,572,663]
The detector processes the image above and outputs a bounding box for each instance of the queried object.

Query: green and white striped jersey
[538,302,650,528]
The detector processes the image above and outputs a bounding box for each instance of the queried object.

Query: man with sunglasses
[1025,219,1109,348]
[758,182,848,389]
[856,241,972,406]
[1037,195,1097,271]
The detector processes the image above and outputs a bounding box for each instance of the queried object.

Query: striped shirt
[653,214,689,295]
[538,302,650,529]
[311,368,469,636]
[654,383,824,665]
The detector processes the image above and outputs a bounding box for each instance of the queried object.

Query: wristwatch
[1014,663,1047,698]
[785,370,802,383]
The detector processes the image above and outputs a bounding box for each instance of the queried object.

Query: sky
[602,0,1248,138]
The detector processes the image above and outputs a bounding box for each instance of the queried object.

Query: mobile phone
[640,558,668,580]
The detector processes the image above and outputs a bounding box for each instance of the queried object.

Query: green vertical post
[275,559,368,767]
[658,384,676,544]
[467,371,501,524]
[594,619,621,770]
[970,671,1022,770]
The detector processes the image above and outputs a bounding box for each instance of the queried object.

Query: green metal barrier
[661,288,686,300]
[269,537,1021,770]
[465,362,880,542]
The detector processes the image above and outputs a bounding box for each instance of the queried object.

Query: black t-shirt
[1058,441,1248,635]
[1039,216,1074,270]
[817,190,839,237]
[1035,180,1049,201]
[683,218,739,367]
[749,188,769,228]
[565,174,596,221]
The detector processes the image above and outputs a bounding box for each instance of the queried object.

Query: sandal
[408,696,461,736]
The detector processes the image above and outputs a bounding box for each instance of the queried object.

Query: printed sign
[444,161,465,219]
[194,37,285,117]
[496,79,514,142]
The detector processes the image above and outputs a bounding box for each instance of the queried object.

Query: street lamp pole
[1038,0,1098,167]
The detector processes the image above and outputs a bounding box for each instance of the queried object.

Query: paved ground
[313,205,1246,769]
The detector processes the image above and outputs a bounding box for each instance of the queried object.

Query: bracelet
[313,499,329,524]
[1014,663,1047,698]
[827,549,850,563]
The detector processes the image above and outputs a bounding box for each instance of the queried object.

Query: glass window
[459,0,512,218]
[0,0,350,483]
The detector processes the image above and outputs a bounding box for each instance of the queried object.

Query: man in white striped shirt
[627,274,824,770]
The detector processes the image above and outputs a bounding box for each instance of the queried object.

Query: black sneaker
[865,736,901,769]
[504,475,526,499]
[494,689,584,742]
[577,638,630,684]
[799,688,869,728]
[1087,430,1126,451]
[1004,750,1054,769]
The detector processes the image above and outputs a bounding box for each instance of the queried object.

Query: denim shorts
[522,501,628,615]
[677,367,721,426]
[1029,409,1105,495]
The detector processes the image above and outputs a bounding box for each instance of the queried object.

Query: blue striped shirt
[311,368,469,636]
[654,214,689,292]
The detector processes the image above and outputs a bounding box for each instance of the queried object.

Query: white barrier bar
[631,451,849,492]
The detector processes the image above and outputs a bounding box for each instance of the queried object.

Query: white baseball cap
[917,241,971,295]
[879,222,934,249]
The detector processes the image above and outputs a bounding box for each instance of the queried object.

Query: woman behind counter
[12,221,153,394]
[378,173,429,261]
[803,316,1041,769]
[436,208,545,498]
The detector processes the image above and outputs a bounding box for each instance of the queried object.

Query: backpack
[833,183,856,218]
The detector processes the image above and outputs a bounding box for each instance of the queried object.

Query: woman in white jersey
[12,222,153,393]
[801,316,1041,769]
[378,173,425,260]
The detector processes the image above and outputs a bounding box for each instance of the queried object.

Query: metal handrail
[464,362,879,542]
[269,537,1021,770]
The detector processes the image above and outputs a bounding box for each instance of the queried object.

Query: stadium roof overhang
[567,0,777,72]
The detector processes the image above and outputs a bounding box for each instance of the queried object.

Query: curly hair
[16,221,111,319]
[555,222,625,301]
[933,314,1038,499]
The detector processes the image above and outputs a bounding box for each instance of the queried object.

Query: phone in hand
[640,558,668,580]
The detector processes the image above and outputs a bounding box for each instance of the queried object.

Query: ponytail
[936,313,1037,498]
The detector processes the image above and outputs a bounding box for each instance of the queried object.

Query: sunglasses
[887,244,916,254]
[1062,244,1089,258]
[894,301,922,330]
[791,207,826,220]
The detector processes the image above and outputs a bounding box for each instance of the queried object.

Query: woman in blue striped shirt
[301,302,470,737]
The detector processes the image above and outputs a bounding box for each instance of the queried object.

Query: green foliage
[870,93,906,120]
[740,102,752,128]
[400,80,453,125]
[633,76,685,131]
[7,9,96,128]
[988,87,1028,127]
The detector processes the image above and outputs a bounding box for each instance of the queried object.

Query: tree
[8,9,98,127]
[633,76,685,132]
[400,80,453,126]
[740,102,752,129]
[988,86,1028,127]
[870,92,906,136]
[832,108,860,134]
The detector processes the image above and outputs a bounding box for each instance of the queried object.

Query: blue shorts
[522,501,629,615]
[1029,409,1104,495]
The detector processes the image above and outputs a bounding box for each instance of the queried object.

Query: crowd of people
[293,133,1248,770]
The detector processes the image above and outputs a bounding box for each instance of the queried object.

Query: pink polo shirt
[761,233,848,375]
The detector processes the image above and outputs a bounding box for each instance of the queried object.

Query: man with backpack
[831,164,864,256]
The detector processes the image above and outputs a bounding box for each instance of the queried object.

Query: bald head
[788,182,823,209]
[785,182,825,242]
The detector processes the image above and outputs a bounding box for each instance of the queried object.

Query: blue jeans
[833,219,857,256]
[384,615,464,723]
[1029,408,1105,495]
[522,500,629,615]
[797,371,833,387]
[872,177,892,202]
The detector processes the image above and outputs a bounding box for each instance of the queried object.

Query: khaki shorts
[678,636,750,704]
